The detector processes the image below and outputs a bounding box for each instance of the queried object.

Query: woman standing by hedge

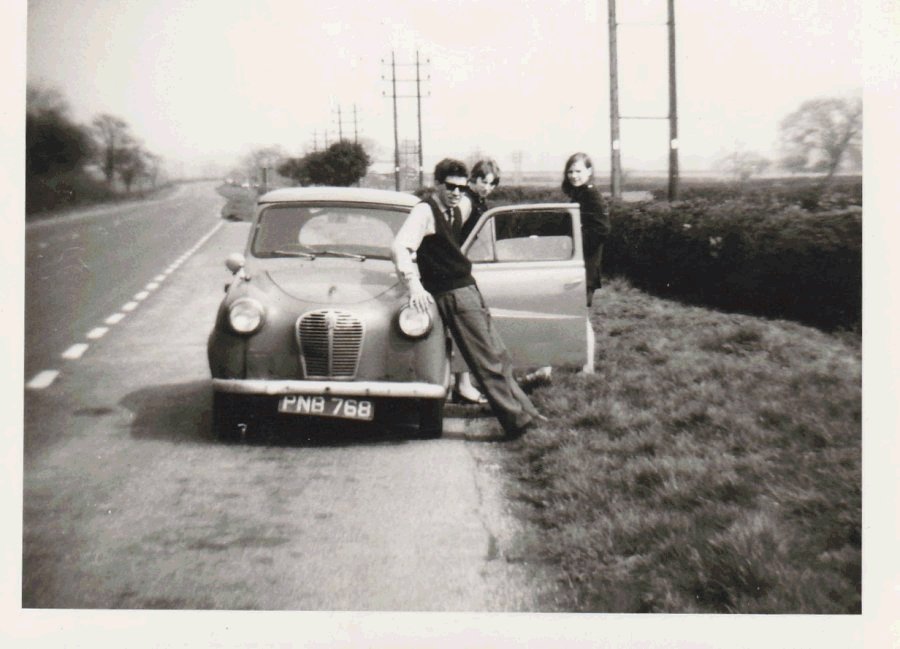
[562,152,610,307]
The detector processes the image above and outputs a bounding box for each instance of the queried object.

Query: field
[506,277,861,613]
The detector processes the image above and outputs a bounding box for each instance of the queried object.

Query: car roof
[258,186,421,207]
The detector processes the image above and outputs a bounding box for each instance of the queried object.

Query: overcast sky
[26,0,861,176]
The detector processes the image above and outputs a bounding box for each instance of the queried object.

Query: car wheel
[418,398,444,439]
[212,392,250,442]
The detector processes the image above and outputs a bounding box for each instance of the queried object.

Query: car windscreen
[251,203,410,259]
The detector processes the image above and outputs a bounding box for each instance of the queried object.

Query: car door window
[467,209,574,262]
[466,217,495,262]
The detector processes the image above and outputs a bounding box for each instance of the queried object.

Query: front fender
[207,302,248,378]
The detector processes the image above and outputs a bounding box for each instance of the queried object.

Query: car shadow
[120,380,438,448]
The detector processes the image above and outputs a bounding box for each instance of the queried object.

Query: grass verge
[506,276,861,613]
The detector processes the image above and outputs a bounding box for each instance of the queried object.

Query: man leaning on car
[390,158,546,439]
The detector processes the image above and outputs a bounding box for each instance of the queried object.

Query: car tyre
[212,392,250,442]
[418,398,444,439]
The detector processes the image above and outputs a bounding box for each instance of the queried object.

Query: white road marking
[62,343,89,360]
[28,221,226,390]
[26,370,60,390]
[87,327,109,340]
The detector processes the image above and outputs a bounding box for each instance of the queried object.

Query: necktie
[447,208,461,242]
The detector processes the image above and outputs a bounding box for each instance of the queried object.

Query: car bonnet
[263,263,401,305]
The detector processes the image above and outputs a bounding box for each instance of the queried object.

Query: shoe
[503,415,544,440]
[503,425,529,441]
[524,366,553,383]
[453,389,488,405]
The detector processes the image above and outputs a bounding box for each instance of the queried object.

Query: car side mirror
[225,253,246,274]
[225,253,249,287]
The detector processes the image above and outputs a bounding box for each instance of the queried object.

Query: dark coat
[566,183,610,255]
[461,186,488,241]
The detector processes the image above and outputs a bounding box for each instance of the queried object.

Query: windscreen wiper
[272,249,316,259]
[316,250,367,261]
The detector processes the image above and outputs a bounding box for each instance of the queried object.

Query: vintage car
[207,186,594,440]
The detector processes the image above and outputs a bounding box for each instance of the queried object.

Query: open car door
[460,203,594,372]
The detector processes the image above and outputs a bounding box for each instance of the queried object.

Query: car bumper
[212,378,447,399]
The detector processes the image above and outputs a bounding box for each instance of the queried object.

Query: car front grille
[296,310,364,379]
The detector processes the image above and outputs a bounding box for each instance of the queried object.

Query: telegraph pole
[667,0,680,200]
[332,104,361,144]
[415,51,425,188]
[382,50,430,190]
[608,0,622,199]
[391,52,400,189]
[609,0,680,201]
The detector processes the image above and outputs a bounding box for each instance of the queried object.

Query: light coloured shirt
[391,194,473,285]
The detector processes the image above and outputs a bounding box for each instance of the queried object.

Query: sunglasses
[442,181,467,193]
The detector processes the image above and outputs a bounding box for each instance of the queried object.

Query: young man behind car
[391,158,545,439]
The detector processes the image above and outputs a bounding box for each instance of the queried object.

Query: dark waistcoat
[416,198,475,295]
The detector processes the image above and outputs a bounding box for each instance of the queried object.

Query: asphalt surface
[22,183,543,611]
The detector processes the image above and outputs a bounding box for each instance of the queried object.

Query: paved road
[25,183,220,381]
[23,184,542,610]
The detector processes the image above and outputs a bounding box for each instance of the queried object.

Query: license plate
[278,395,374,421]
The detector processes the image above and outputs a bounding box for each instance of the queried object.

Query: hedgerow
[489,179,862,331]
[604,201,861,331]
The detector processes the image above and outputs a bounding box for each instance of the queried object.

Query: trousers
[434,284,539,434]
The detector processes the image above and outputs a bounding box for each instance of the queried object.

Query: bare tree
[117,144,148,193]
[91,114,133,186]
[778,96,862,185]
[144,152,163,189]
[241,145,288,186]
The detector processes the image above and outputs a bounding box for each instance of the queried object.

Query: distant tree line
[714,95,861,193]
[220,140,372,193]
[26,84,163,214]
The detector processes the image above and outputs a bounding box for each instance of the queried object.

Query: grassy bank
[508,277,861,613]
[26,178,180,221]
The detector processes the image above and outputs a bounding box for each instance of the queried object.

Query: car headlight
[228,298,265,334]
[397,305,433,339]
